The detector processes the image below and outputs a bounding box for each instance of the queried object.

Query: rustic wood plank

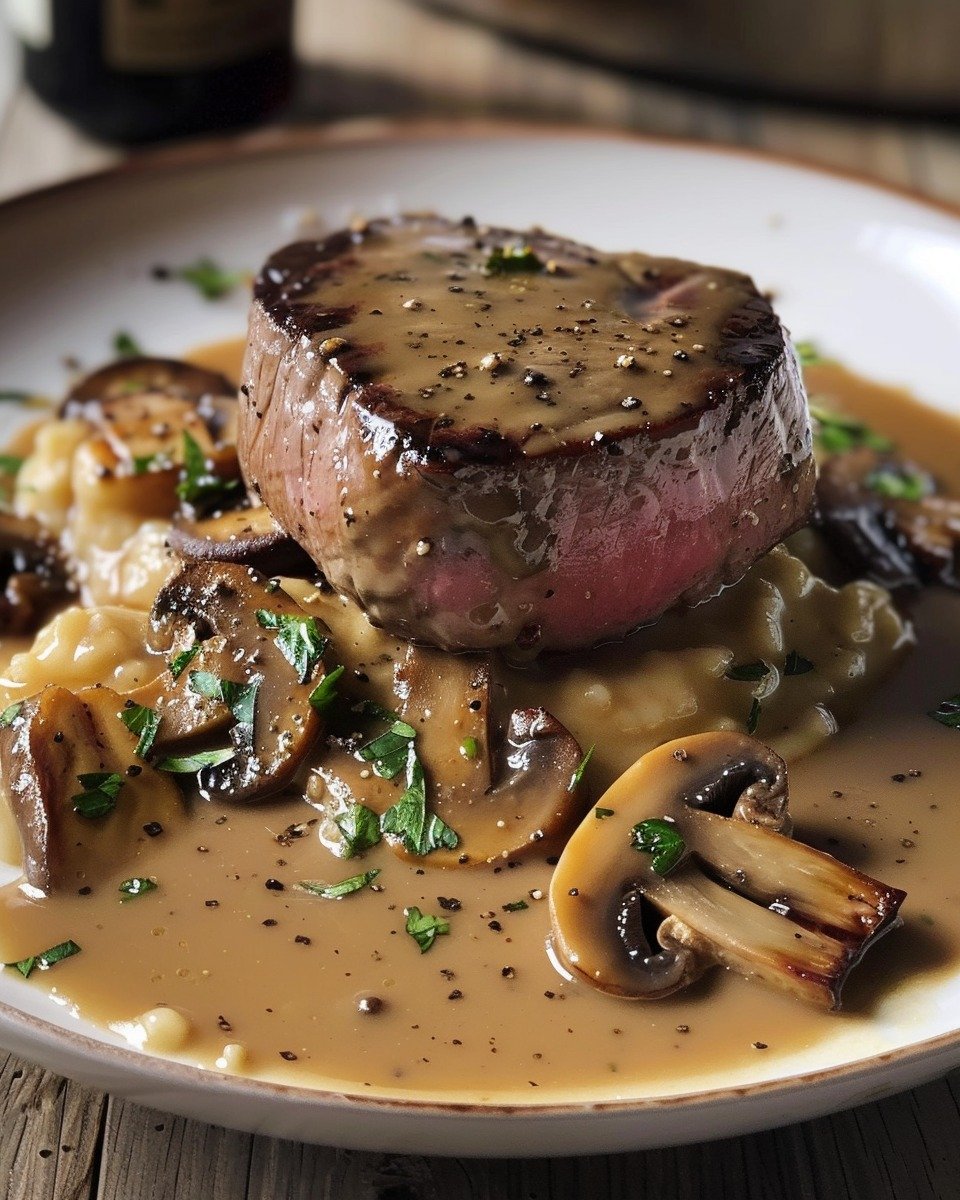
[0,1053,105,1200]
[94,1095,253,1200]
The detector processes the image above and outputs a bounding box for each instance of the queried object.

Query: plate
[1,121,959,1157]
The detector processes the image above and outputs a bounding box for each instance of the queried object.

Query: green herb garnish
[929,693,960,730]
[726,660,769,682]
[0,702,23,728]
[297,869,380,900]
[404,906,450,953]
[335,802,382,858]
[119,877,157,900]
[120,702,160,758]
[359,718,418,781]
[809,405,894,455]
[7,939,81,979]
[173,257,243,301]
[0,454,24,476]
[784,651,814,676]
[113,330,143,358]
[865,465,933,503]
[255,610,327,684]
[309,664,345,717]
[71,772,124,819]
[169,643,200,680]
[0,390,32,403]
[747,697,761,735]
[484,245,545,275]
[632,818,686,876]
[569,744,595,792]
[381,756,459,857]
[157,747,235,774]
[459,736,479,760]
[132,452,172,476]
[187,671,260,727]
[795,341,827,367]
[502,899,529,912]
[176,431,241,511]
[595,806,614,820]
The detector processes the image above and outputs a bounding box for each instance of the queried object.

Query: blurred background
[1,0,959,202]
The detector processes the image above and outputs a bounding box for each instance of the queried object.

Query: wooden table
[2,2,960,1196]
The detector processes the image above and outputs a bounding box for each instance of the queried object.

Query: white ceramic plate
[1,122,959,1157]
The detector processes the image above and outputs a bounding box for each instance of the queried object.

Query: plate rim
[2,115,959,1122]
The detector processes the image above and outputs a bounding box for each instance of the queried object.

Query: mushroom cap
[549,732,905,1007]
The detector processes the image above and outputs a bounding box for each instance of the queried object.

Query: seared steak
[239,216,814,652]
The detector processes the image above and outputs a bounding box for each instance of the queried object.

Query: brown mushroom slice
[815,445,960,590]
[63,356,234,414]
[136,560,326,804]
[549,732,905,1008]
[0,684,183,894]
[0,513,71,635]
[167,506,314,575]
[395,644,586,864]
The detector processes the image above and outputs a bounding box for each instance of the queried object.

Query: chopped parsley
[632,818,686,877]
[335,802,382,858]
[381,755,459,857]
[484,245,544,275]
[569,744,595,792]
[726,660,769,682]
[296,869,380,900]
[188,670,260,727]
[747,697,762,735]
[157,747,236,773]
[0,389,32,403]
[502,899,529,912]
[359,717,418,780]
[404,906,450,953]
[784,650,814,676]
[309,664,345,717]
[0,701,23,728]
[595,806,614,820]
[120,702,160,758]
[112,330,143,358]
[119,877,157,900]
[795,341,827,367]
[929,694,960,730]
[169,643,200,680]
[809,404,893,455]
[459,735,479,760]
[132,452,172,476]
[71,772,124,819]
[255,610,327,683]
[7,939,81,979]
[176,431,241,512]
[171,257,243,301]
[865,465,933,503]
[0,454,24,476]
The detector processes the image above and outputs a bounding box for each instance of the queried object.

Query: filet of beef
[239,215,814,652]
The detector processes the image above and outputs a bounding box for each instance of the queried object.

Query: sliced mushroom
[63,356,234,418]
[0,513,71,634]
[549,732,905,1008]
[815,446,960,590]
[0,684,183,894]
[131,561,327,804]
[168,506,314,576]
[397,645,587,864]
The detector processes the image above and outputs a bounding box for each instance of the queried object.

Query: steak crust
[239,215,814,652]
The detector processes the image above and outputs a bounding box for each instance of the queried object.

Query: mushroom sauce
[0,347,958,1103]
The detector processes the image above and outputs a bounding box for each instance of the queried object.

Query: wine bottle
[7,0,293,144]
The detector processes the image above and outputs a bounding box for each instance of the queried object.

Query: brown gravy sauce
[1,349,959,1103]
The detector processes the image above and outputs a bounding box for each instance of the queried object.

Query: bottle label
[5,0,52,49]
[103,0,292,73]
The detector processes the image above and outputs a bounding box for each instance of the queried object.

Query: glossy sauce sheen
[1,358,958,1103]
